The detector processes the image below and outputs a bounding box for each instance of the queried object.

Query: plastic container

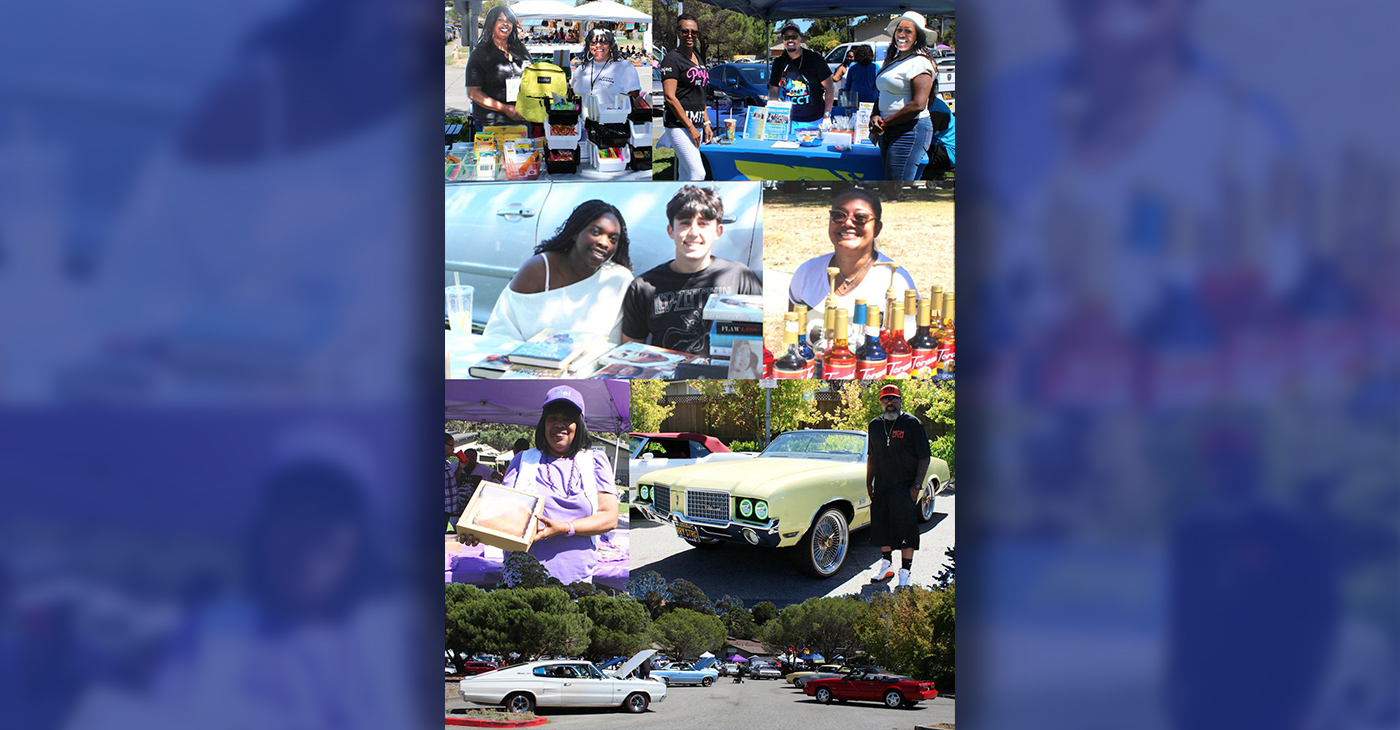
[585,95,630,124]
[545,119,582,149]
[628,119,652,148]
[627,105,652,124]
[546,107,581,125]
[545,147,580,174]
[587,119,631,148]
[795,128,823,147]
[627,145,652,171]
[591,144,628,173]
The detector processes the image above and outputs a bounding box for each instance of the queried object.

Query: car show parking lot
[446,675,954,730]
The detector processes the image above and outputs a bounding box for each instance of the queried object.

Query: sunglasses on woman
[829,210,877,225]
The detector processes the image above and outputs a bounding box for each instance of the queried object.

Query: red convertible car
[803,667,938,709]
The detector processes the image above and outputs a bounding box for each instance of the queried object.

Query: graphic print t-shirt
[769,48,831,122]
[659,49,708,129]
[621,258,762,353]
[867,412,931,491]
[465,43,528,127]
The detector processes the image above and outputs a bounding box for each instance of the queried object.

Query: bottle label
[911,347,938,371]
[823,360,855,379]
[774,368,805,379]
[855,358,887,379]
[803,360,815,379]
[886,352,912,377]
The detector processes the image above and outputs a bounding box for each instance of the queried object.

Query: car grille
[685,490,730,524]
[652,485,670,517]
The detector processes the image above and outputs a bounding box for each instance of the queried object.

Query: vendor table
[699,136,883,181]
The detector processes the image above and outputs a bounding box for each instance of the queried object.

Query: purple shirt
[502,450,616,584]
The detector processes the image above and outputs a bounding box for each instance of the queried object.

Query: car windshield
[759,432,866,462]
[738,66,768,85]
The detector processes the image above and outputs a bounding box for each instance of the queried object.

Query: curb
[445,716,547,728]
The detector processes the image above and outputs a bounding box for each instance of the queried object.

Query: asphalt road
[629,489,955,607]
[446,676,954,730]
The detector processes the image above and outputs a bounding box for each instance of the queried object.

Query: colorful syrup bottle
[854,304,888,379]
[794,304,816,378]
[883,300,913,378]
[773,313,807,379]
[822,308,856,379]
[908,297,940,378]
[851,298,868,352]
[903,289,919,340]
[937,292,955,376]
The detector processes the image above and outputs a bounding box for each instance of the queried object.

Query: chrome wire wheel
[808,509,849,576]
[920,483,937,522]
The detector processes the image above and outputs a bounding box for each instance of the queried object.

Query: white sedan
[458,650,666,714]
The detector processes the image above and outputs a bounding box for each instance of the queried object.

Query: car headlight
[755,501,768,519]
[640,485,650,500]
[738,499,753,517]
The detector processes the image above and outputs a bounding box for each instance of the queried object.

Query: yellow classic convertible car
[634,429,951,577]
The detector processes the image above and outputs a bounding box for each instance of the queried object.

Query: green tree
[714,595,758,639]
[497,551,563,590]
[762,596,868,661]
[829,380,956,477]
[751,601,778,626]
[507,588,593,658]
[579,595,656,659]
[693,380,824,443]
[654,608,728,659]
[665,578,715,614]
[628,570,668,617]
[629,380,674,433]
[854,587,954,690]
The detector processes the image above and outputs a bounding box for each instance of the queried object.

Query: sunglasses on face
[829,210,876,225]
[589,40,609,46]
[678,29,700,36]
[783,35,801,40]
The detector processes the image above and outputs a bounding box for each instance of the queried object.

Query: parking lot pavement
[630,490,955,607]
[447,676,954,730]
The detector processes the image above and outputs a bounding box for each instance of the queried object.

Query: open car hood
[611,649,658,679]
[694,656,717,671]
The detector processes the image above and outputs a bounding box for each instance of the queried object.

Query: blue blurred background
[0,0,1394,728]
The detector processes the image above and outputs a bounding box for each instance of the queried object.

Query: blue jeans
[880,116,933,181]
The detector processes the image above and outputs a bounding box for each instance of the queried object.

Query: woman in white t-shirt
[571,28,645,108]
[484,200,634,344]
[788,188,916,345]
[871,12,937,180]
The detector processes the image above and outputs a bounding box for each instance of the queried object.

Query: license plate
[675,522,700,541]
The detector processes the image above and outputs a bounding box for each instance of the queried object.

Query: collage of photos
[445,2,955,727]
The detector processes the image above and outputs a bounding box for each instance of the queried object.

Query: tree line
[446,550,955,691]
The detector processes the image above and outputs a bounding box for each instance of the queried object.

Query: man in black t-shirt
[865,384,931,588]
[621,186,762,355]
[767,23,834,123]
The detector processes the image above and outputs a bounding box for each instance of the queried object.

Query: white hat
[884,11,937,46]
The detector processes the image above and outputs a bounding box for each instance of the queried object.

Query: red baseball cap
[879,384,900,399]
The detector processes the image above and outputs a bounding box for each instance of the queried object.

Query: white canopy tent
[573,0,653,52]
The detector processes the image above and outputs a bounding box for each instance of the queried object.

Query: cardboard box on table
[454,481,545,552]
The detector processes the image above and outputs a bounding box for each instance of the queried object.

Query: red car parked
[803,667,938,709]
[458,661,501,676]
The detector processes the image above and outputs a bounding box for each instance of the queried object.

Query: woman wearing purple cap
[497,385,619,584]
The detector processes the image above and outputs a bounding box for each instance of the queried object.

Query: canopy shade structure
[687,0,955,20]
[445,380,630,433]
[726,654,748,662]
[573,0,652,22]
[508,0,592,21]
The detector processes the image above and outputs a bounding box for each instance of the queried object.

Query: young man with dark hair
[621,186,762,354]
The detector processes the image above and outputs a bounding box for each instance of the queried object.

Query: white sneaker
[897,568,911,588]
[871,558,894,582]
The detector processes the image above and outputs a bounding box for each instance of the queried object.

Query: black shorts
[868,488,920,549]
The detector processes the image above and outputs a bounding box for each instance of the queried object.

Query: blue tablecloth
[699,136,883,181]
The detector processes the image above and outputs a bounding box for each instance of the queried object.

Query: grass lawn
[762,186,954,351]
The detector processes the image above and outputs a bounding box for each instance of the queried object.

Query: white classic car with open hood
[458,649,666,714]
